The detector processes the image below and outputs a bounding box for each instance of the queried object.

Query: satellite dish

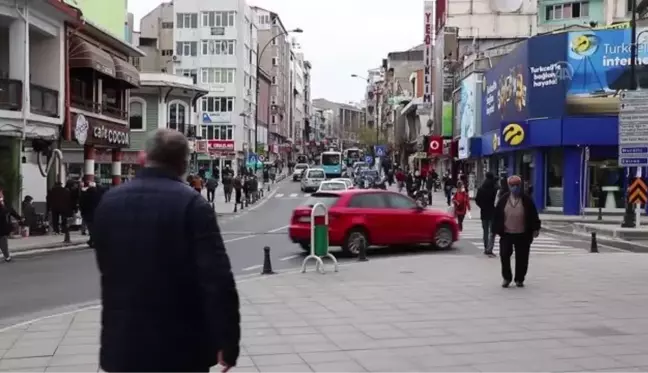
[489,0,523,12]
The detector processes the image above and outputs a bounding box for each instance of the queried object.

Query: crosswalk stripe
[289,193,298,197]
[274,193,310,199]
[275,193,284,198]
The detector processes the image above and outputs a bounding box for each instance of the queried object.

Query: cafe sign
[72,113,130,147]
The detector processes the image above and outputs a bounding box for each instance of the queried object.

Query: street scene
[2,0,648,371]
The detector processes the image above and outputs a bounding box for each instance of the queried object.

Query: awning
[68,36,115,78]
[112,56,140,88]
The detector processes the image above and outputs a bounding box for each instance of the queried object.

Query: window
[177,69,198,84]
[176,13,198,28]
[271,115,277,124]
[386,193,417,209]
[168,101,188,132]
[129,98,145,131]
[161,22,174,29]
[161,49,173,56]
[272,57,277,66]
[201,97,235,112]
[201,39,235,55]
[349,194,388,208]
[176,41,197,56]
[200,125,234,140]
[545,1,589,20]
[271,76,277,84]
[202,11,236,27]
[201,68,235,84]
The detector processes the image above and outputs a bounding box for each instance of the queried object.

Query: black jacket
[475,179,498,220]
[0,204,20,236]
[79,187,102,222]
[93,168,240,371]
[492,192,541,240]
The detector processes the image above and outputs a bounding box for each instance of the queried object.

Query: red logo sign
[207,140,235,152]
[428,136,443,156]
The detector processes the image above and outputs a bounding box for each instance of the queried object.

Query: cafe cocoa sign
[73,113,130,147]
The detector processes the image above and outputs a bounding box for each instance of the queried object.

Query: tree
[355,126,379,147]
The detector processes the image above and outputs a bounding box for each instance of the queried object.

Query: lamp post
[351,74,379,154]
[254,28,303,173]
[622,0,638,228]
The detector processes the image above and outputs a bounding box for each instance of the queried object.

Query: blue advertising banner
[527,33,568,118]
[565,28,648,115]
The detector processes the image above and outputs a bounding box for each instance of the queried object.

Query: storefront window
[546,149,564,207]
[587,159,622,209]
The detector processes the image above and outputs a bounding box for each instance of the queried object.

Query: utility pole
[622,0,638,228]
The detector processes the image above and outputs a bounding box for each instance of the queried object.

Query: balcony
[0,79,22,111]
[30,84,59,117]
[70,95,127,121]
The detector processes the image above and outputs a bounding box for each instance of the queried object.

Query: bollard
[267,183,271,192]
[233,201,238,213]
[590,232,599,253]
[598,206,603,221]
[357,242,368,262]
[63,226,71,243]
[245,197,249,207]
[261,246,275,274]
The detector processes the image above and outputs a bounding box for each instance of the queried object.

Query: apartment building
[303,60,312,141]
[139,0,258,171]
[312,98,365,148]
[291,49,306,145]
[252,6,292,148]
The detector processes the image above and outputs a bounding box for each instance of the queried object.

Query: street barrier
[590,232,599,253]
[261,246,275,274]
[301,202,338,274]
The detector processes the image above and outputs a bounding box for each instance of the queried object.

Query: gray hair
[144,129,189,171]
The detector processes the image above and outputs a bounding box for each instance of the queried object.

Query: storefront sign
[72,113,129,147]
[442,139,452,156]
[501,122,527,147]
[428,136,443,156]
[458,137,469,159]
[207,140,235,152]
[423,1,434,104]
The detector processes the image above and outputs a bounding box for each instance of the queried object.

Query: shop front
[206,140,236,176]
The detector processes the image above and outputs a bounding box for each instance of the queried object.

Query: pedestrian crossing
[274,193,311,199]
[459,218,587,255]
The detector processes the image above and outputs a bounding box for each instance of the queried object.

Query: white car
[292,163,309,181]
[317,180,349,192]
[331,178,354,189]
[300,168,326,192]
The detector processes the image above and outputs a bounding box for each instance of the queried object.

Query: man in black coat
[475,172,498,257]
[79,181,102,247]
[93,129,240,372]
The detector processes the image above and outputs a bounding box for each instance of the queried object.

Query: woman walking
[452,181,471,231]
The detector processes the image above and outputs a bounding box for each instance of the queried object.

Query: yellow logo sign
[492,133,500,151]
[503,123,525,146]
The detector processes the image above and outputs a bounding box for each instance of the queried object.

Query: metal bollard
[233,201,238,213]
[63,227,71,243]
[245,197,249,207]
[261,246,275,274]
[267,183,271,192]
[590,232,599,253]
[597,206,603,221]
[357,242,368,262]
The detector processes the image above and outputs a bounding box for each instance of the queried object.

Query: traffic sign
[374,145,386,157]
[248,154,257,163]
[364,155,373,164]
[258,155,265,162]
[629,177,648,204]
[619,90,648,166]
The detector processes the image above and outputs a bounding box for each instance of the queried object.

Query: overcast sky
[128,0,422,104]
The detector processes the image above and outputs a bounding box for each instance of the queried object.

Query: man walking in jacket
[475,172,498,257]
[93,129,240,372]
[0,189,22,262]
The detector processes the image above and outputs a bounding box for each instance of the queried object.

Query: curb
[12,243,90,258]
[543,225,643,253]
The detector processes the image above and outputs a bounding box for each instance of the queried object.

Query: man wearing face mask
[491,175,541,288]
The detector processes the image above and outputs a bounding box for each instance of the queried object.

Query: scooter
[412,189,428,208]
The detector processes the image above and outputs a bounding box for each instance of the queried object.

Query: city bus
[343,148,362,167]
[320,151,343,178]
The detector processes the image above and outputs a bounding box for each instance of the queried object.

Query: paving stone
[298,351,350,364]
[308,360,366,372]
[3,343,58,359]
[45,363,98,372]
[53,344,98,356]
[57,337,98,346]
[255,363,312,372]
[48,354,97,367]
[0,356,51,370]
[251,353,304,366]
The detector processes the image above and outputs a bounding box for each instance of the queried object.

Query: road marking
[268,225,289,233]
[275,194,284,198]
[241,264,262,271]
[224,235,255,243]
[289,193,298,198]
[304,194,311,197]
[280,255,299,261]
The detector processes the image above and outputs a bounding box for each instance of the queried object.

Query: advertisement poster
[459,74,477,139]
[527,33,568,118]
[442,101,452,137]
[566,28,648,115]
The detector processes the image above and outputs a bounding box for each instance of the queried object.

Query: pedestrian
[443,172,456,206]
[425,171,435,205]
[475,172,498,257]
[21,195,36,235]
[190,175,203,194]
[395,168,405,193]
[206,176,218,203]
[491,175,541,288]
[452,181,471,231]
[93,129,240,372]
[0,189,22,262]
[223,174,233,203]
[233,174,243,206]
[46,181,71,235]
[79,181,101,247]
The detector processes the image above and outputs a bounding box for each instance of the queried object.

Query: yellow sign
[502,123,525,146]
[629,178,648,205]
[492,133,500,151]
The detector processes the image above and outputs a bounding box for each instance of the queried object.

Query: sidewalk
[8,232,87,255]
[203,174,288,215]
[3,253,648,372]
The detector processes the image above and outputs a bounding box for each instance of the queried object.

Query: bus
[320,151,343,178]
[343,148,362,167]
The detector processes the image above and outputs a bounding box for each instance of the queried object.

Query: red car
[289,189,459,254]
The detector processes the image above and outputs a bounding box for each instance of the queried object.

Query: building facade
[63,0,128,40]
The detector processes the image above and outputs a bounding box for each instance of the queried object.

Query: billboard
[459,74,478,139]
[482,34,568,132]
[423,1,434,106]
[565,28,648,115]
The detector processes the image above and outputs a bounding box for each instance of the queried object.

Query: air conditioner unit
[171,55,180,63]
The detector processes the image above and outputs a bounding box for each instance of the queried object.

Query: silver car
[292,163,309,181]
[300,168,326,192]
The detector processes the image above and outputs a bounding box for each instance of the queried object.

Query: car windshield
[308,170,325,178]
[295,164,308,170]
[321,153,340,165]
[320,182,346,191]
[303,193,340,208]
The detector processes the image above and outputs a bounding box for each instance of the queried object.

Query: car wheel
[343,227,368,255]
[434,223,454,250]
[299,242,310,252]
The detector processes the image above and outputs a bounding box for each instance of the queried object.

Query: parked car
[331,178,354,189]
[292,163,310,181]
[317,180,348,192]
[289,190,459,254]
[300,168,326,192]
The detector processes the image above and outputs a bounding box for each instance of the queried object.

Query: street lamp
[622,0,638,228]
[253,27,303,172]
